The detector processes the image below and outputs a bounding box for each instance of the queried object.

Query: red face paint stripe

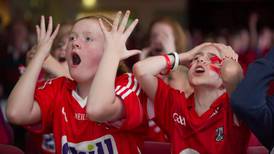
[210,56,222,64]
[210,65,221,76]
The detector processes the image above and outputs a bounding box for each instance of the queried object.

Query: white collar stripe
[72,90,87,108]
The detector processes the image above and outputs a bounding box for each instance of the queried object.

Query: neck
[77,80,92,98]
[194,86,225,116]
[181,74,194,98]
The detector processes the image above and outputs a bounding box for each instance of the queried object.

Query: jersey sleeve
[26,77,65,134]
[153,77,178,134]
[231,48,274,149]
[109,73,144,130]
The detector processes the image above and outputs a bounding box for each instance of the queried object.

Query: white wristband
[168,52,179,71]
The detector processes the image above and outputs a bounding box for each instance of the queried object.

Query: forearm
[231,56,274,149]
[87,47,121,122]
[7,52,46,123]
[232,49,274,109]
[133,55,174,100]
[43,55,71,78]
[135,55,174,77]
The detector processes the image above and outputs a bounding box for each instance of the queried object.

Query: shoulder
[115,73,139,92]
[36,77,75,91]
[115,73,143,98]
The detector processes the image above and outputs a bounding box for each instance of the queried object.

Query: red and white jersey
[27,73,148,154]
[154,78,250,154]
[145,99,168,142]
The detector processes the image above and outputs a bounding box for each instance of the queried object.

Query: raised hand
[99,10,141,60]
[158,31,176,52]
[179,42,211,66]
[212,43,238,62]
[35,16,60,58]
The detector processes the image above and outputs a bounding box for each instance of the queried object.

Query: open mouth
[195,66,205,73]
[58,57,66,62]
[72,52,81,65]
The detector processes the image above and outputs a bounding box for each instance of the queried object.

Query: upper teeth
[196,67,204,71]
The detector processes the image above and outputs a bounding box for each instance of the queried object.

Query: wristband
[160,54,172,75]
[168,52,179,71]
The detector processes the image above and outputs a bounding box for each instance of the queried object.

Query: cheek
[65,51,70,61]
[210,64,221,76]
[209,56,222,75]
[208,69,221,81]
[188,71,194,82]
[85,50,103,67]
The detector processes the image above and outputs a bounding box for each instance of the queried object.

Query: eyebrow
[69,32,77,36]
[83,32,93,35]
[208,52,217,56]
[194,52,203,57]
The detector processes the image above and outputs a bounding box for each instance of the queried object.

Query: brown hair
[147,17,187,53]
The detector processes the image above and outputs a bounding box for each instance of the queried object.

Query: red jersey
[27,73,148,154]
[154,78,250,154]
[145,98,168,142]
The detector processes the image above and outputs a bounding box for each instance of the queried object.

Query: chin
[189,79,209,87]
[70,71,92,82]
[72,75,91,83]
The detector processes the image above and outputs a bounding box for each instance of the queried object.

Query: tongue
[72,54,81,65]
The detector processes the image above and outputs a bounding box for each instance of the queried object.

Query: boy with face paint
[133,43,250,154]
[6,12,148,154]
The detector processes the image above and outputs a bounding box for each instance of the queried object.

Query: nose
[71,38,81,49]
[197,57,204,63]
[196,56,208,64]
[72,42,80,49]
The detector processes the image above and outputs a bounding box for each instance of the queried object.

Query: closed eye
[191,56,199,63]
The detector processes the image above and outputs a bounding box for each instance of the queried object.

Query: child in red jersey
[7,11,147,154]
[133,43,250,154]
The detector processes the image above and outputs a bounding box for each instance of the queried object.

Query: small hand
[179,42,211,66]
[35,16,60,58]
[212,43,238,62]
[158,31,176,52]
[99,10,140,60]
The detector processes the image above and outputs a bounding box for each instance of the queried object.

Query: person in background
[140,17,193,142]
